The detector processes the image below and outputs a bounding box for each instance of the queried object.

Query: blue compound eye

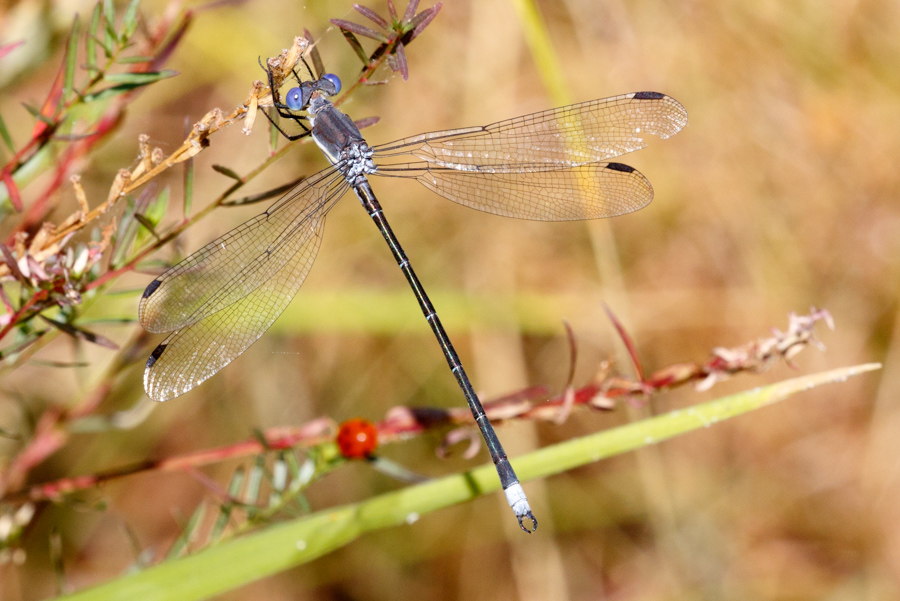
[321,73,341,96]
[285,87,307,111]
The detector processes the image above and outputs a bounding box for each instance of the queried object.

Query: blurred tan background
[2,0,899,599]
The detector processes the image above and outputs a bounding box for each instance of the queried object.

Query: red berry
[336,418,378,458]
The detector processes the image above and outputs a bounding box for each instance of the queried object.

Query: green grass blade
[52,363,878,601]
[508,0,569,106]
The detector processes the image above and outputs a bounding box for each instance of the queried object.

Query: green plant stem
[54,363,880,601]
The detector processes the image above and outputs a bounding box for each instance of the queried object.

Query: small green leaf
[0,331,46,361]
[182,154,194,216]
[143,186,169,226]
[104,27,115,56]
[0,111,15,153]
[90,33,112,59]
[267,111,280,152]
[132,187,169,249]
[102,69,176,84]
[21,103,56,126]
[62,16,81,109]
[223,176,304,207]
[166,503,207,560]
[406,4,441,40]
[39,316,119,350]
[82,83,141,102]
[133,213,159,238]
[86,3,101,74]
[211,164,242,181]
[337,30,370,65]
[2,170,23,212]
[110,206,132,266]
[84,71,177,102]
[304,29,324,78]
[122,0,141,40]
[28,359,91,368]
[102,0,116,39]
[331,18,390,44]
[112,186,168,267]
[245,455,266,506]
[115,55,154,64]
[210,468,245,543]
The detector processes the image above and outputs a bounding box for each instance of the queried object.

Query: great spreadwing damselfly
[139,59,687,532]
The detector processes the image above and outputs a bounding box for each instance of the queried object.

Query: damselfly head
[284,74,341,111]
[285,86,312,111]
[319,74,341,96]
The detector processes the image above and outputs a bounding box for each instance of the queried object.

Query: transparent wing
[374,92,687,167]
[140,167,349,334]
[376,161,653,221]
[143,214,326,401]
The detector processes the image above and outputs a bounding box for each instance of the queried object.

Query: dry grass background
[1,0,899,599]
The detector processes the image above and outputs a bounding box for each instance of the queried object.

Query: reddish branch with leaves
[5,307,833,504]
[0,1,445,550]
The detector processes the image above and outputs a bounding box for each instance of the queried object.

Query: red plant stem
[0,289,48,342]
[7,422,334,503]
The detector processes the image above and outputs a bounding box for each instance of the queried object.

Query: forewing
[140,168,348,334]
[378,161,653,221]
[143,213,326,401]
[375,92,687,167]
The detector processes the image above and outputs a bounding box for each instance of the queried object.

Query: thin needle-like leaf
[0,243,27,280]
[86,3,101,75]
[303,29,324,79]
[122,0,141,41]
[102,70,177,84]
[336,29,369,65]
[209,467,245,543]
[39,317,120,350]
[353,4,390,29]
[392,40,408,80]
[245,456,266,507]
[0,111,15,153]
[331,18,390,43]
[1,170,22,212]
[403,0,420,22]
[62,16,81,111]
[92,33,113,59]
[133,213,160,240]
[408,4,442,40]
[604,304,645,382]
[116,55,155,64]
[222,176,306,207]
[211,164,242,181]
[166,504,207,560]
[182,155,194,217]
[102,0,116,38]
[22,103,56,126]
